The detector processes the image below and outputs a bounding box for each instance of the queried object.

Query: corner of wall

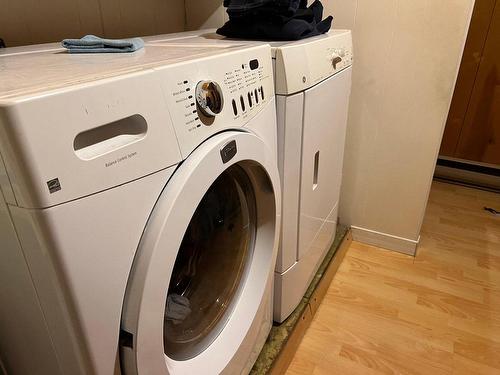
[184,0,226,31]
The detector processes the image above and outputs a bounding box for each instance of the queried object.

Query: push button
[249,59,259,70]
[254,89,259,103]
[248,92,253,107]
[240,95,246,111]
[232,99,238,115]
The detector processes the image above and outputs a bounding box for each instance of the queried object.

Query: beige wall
[328,0,474,253]
[185,0,226,30]
[0,0,186,47]
[322,0,355,29]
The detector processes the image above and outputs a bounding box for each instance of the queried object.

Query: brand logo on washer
[220,140,237,164]
[47,178,61,193]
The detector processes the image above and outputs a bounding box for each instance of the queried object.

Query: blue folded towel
[61,35,144,53]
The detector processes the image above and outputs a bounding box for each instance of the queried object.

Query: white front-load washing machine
[145,30,353,323]
[0,42,280,375]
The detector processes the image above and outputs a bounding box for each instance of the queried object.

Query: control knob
[195,80,224,117]
[331,54,343,70]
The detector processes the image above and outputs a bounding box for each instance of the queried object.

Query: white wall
[326,0,474,254]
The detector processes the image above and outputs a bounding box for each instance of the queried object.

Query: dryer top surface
[146,29,353,94]
[147,29,351,57]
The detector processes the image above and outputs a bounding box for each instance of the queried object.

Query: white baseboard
[351,226,419,256]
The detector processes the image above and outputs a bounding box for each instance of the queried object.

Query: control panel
[223,58,266,118]
[158,44,274,158]
[273,30,353,95]
[327,46,353,72]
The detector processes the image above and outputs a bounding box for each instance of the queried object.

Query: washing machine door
[120,131,280,375]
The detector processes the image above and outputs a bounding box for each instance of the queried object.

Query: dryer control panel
[273,29,353,95]
[159,44,275,158]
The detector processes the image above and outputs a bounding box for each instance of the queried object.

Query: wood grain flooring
[286,181,500,375]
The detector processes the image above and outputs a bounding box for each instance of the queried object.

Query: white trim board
[351,226,419,256]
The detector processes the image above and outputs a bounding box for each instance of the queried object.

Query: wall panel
[334,0,475,253]
[0,0,185,47]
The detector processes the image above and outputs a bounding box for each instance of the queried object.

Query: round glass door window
[164,164,257,360]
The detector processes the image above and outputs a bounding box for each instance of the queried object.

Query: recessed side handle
[74,114,147,160]
[313,150,319,190]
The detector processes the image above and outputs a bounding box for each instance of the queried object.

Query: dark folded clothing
[217,0,332,41]
[218,16,332,41]
[224,0,306,18]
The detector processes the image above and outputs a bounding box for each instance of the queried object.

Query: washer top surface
[0,42,255,101]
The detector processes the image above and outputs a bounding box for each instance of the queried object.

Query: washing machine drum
[120,131,280,374]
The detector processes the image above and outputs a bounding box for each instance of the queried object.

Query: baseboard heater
[435,157,500,192]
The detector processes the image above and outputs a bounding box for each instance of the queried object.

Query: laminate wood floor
[286,181,500,375]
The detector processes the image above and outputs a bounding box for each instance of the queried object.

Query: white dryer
[0,42,280,374]
[147,30,353,323]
